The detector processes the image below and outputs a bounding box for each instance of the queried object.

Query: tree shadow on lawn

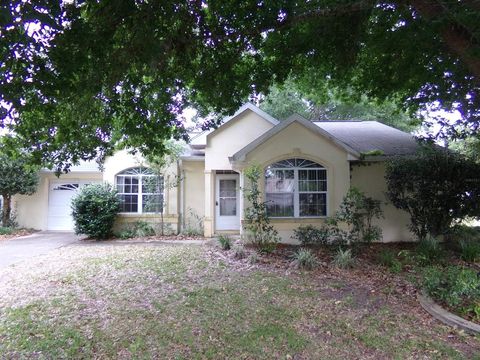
[0,243,478,359]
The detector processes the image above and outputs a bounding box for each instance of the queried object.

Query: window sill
[117,213,177,219]
[265,217,327,223]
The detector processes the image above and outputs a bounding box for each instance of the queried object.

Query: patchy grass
[0,227,36,240]
[0,243,479,359]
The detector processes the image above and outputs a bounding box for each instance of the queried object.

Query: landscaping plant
[416,235,444,265]
[334,187,383,244]
[182,207,204,236]
[291,248,318,270]
[117,221,155,239]
[459,239,480,262]
[422,265,480,320]
[332,248,355,269]
[377,249,402,273]
[145,140,184,235]
[243,164,279,253]
[217,235,232,250]
[294,188,383,247]
[386,146,480,240]
[71,184,121,239]
[0,153,39,227]
[0,227,13,235]
[292,225,330,246]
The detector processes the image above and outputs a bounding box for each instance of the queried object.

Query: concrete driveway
[0,231,83,269]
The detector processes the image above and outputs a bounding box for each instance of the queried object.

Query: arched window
[265,158,327,217]
[116,167,164,213]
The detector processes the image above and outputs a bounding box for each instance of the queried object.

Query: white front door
[47,180,99,231]
[215,174,240,231]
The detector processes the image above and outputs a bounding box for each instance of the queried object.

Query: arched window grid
[116,167,164,213]
[265,158,327,218]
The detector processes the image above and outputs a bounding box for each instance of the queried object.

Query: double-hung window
[265,158,327,217]
[116,167,164,213]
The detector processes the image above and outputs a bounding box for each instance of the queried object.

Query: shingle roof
[314,121,418,156]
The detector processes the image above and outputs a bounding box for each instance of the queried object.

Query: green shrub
[232,245,246,259]
[292,225,329,246]
[459,239,480,262]
[243,164,279,253]
[422,265,480,308]
[134,221,155,237]
[334,187,383,244]
[117,229,136,239]
[377,249,402,273]
[416,235,443,265]
[385,147,480,240]
[117,221,155,239]
[71,184,121,239]
[332,248,355,269]
[291,248,318,270]
[0,226,13,235]
[218,235,232,250]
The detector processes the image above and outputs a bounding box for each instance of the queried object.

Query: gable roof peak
[233,102,280,125]
[284,113,309,122]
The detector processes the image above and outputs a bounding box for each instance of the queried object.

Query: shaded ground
[0,242,479,359]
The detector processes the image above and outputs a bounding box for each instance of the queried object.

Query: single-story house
[13,102,418,242]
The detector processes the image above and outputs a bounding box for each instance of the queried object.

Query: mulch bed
[212,241,480,332]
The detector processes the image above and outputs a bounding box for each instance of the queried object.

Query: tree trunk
[2,194,11,227]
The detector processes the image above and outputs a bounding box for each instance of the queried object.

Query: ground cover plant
[422,265,480,322]
[290,248,318,270]
[116,221,156,239]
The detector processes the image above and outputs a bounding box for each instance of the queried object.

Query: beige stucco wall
[350,162,413,242]
[237,121,351,244]
[103,149,180,233]
[205,109,275,171]
[181,160,205,233]
[14,171,103,230]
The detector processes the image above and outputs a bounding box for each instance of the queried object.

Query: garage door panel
[47,180,99,231]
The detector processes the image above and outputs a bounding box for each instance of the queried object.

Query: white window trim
[265,160,328,218]
[116,168,164,214]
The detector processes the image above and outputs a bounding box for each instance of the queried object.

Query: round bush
[71,184,121,239]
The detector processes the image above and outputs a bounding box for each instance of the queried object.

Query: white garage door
[47,181,99,231]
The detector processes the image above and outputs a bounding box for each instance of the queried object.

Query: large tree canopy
[1,1,479,170]
[259,77,418,132]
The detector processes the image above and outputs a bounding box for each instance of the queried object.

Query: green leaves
[71,184,121,239]
[1,0,479,170]
[0,153,39,197]
[385,145,480,239]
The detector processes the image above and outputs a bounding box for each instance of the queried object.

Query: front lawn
[0,243,478,359]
